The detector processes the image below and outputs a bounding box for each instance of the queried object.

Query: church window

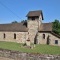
[32,17,35,20]
[55,40,58,44]
[14,33,16,39]
[3,33,6,39]
[43,34,45,39]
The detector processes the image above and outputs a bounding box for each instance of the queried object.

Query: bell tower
[26,10,43,44]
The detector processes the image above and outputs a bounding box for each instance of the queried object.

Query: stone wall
[37,32,60,46]
[0,32,28,43]
[0,31,60,46]
[28,20,39,43]
[0,48,60,60]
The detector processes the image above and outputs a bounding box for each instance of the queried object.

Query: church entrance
[47,35,50,45]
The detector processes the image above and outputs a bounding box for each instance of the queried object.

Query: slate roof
[0,22,52,32]
[39,23,52,32]
[26,10,44,20]
[0,23,28,32]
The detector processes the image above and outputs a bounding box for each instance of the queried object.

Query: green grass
[0,41,60,55]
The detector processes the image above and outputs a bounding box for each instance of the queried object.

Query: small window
[32,17,35,20]
[14,33,16,39]
[43,34,45,39]
[55,40,58,44]
[3,33,5,39]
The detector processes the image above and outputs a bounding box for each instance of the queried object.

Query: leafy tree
[12,21,18,23]
[21,20,27,23]
[52,19,60,35]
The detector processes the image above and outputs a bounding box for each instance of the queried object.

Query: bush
[23,43,27,46]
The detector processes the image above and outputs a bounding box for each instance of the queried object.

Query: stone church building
[0,10,60,46]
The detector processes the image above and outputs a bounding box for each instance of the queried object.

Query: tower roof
[26,10,44,20]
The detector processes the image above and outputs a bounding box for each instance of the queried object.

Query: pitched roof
[0,22,52,32]
[26,10,44,20]
[39,23,52,31]
[0,23,28,32]
[51,32,60,38]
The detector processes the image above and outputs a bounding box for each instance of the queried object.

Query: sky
[0,0,60,24]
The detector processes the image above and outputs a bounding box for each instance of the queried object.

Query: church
[0,10,60,46]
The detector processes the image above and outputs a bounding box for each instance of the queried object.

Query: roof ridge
[29,10,42,12]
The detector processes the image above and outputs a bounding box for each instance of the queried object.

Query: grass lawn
[0,41,60,55]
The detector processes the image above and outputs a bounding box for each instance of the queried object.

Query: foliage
[12,21,18,23]
[21,20,27,27]
[23,43,27,46]
[52,19,60,35]
[21,20,27,23]
[0,41,60,54]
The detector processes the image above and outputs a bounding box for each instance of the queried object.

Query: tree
[52,19,60,35]
[12,21,18,23]
[21,20,27,23]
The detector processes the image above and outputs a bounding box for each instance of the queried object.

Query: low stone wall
[0,48,60,60]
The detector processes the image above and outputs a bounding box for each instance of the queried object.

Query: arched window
[3,33,5,39]
[43,34,45,39]
[14,33,16,39]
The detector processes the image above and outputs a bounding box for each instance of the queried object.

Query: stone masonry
[0,32,28,43]
[0,48,60,60]
[28,20,39,43]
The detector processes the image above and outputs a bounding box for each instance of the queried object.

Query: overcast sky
[0,0,60,24]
